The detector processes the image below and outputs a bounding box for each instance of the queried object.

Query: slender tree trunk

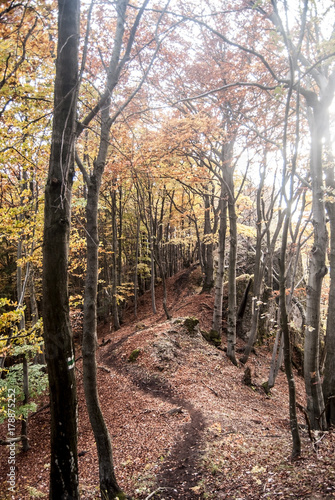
[201,193,214,293]
[17,175,30,452]
[226,167,237,365]
[240,240,264,364]
[236,277,252,339]
[323,114,335,426]
[323,207,335,426]
[154,244,171,320]
[42,0,80,496]
[212,184,227,334]
[134,217,140,319]
[279,245,301,458]
[267,329,284,391]
[279,80,301,459]
[240,166,265,365]
[111,186,120,330]
[148,191,157,315]
[17,239,29,452]
[83,166,124,499]
[304,105,327,430]
[21,355,29,452]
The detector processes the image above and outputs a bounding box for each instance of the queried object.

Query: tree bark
[201,193,214,293]
[267,329,284,391]
[83,167,124,499]
[304,104,327,430]
[111,185,120,330]
[240,171,265,365]
[134,217,140,318]
[323,113,335,426]
[212,183,227,334]
[226,160,238,365]
[42,0,80,497]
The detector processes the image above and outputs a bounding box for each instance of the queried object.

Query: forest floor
[1,264,335,499]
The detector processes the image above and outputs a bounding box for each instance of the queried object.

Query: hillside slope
[1,265,335,499]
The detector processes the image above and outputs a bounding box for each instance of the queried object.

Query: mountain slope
[0,265,334,499]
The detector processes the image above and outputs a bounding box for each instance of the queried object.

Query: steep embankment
[0,265,334,499]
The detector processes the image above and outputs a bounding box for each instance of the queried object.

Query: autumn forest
[1,0,335,498]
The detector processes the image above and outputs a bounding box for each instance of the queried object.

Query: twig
[201,381,220,397]
[29,403,50,418]
[98,365,111,373]
[318,395,335,423]
[144,487,178,500]
[296,402,314,443]
[0,435,28,445]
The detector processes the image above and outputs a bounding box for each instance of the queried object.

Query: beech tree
[42,0,80,497]
[258,0,335,431]
[3,1,335,494]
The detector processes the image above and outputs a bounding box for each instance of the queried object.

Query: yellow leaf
[190,486,201,494]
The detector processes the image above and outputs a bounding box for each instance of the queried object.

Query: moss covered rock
[183,317,199,336]
[128,348,141,362]
[202,329,221,347]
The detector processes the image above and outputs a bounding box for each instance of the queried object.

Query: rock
[128,348,141,362]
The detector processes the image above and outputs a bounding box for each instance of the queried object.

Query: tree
[42,0,80,497]
[75,0,168,496]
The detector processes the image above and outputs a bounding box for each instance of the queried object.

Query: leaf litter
[0,266,334,499]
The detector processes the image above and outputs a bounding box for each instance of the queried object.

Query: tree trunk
[111,186,120,330]
[267,329,284,391]
[304,104,327,430]
[240,165,266,365]
[278,81,301,459]
[149,193,157,315]
[236,277,252,339]
[134,217,140,319]
[212,184,227,334]
[201,193,214,293]
[323,114,335,426]
[240,240,264,364]
[226,165,238,365]
[83,167,124,499]
[17,179,30,452]
[279,258,301,458]
[154,244,171,320]
[42,0,80,497]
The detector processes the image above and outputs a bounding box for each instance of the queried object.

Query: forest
[0,0,335,498]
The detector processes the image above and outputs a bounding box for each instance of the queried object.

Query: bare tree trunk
[201,193,214,293]
[212,184,227,334]
[267,329,284,391]
[111,186,120,330]
[278,80,301,459]
[42,0,80,496]
[240,233,264,364]
[304,104,327,430]
[236,277,252,339]
[134,217,140,319]
[149,192,157,315]
[323,114,335,426]
[83,165,124,499]
[279,250,301,458]
[226,172,237,365]
[17,177,30,452]
[154,244,171,320]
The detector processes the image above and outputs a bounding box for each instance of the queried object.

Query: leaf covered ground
[1,265,335,499]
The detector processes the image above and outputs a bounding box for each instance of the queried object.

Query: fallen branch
[296,402,314,443]
[201,381,220,397]
[0,435,28,445]
[29,403,50,418]
[98,365,111,373]
[145,487,178,499]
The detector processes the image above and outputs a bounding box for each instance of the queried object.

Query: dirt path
[102,341,207,499]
